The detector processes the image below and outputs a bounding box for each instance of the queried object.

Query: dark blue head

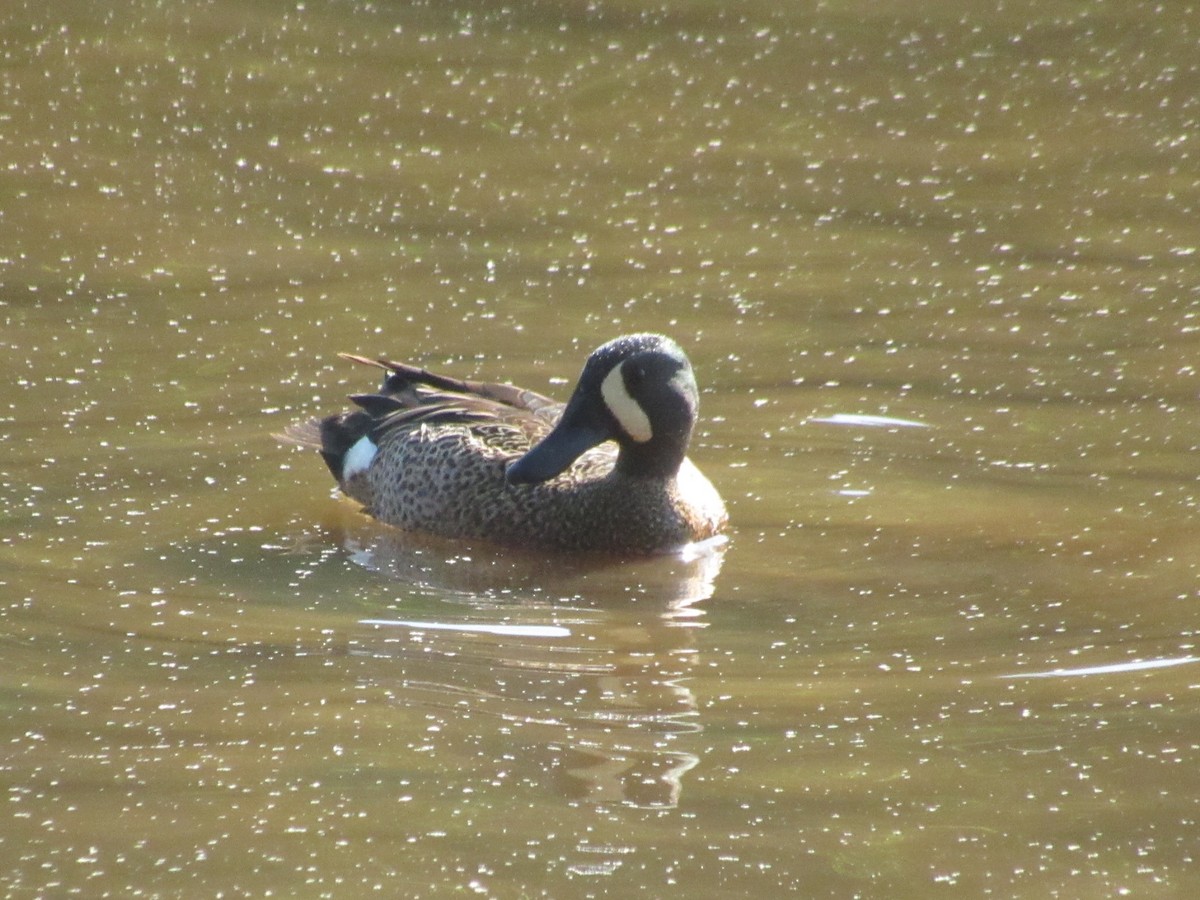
[505,334,701,484]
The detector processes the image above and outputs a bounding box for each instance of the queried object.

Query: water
[3,0,1199,895]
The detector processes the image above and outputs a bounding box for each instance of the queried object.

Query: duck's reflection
[338,523,726,809]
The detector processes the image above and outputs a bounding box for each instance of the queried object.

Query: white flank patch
[341,435,378,480]
[600,362,653,442]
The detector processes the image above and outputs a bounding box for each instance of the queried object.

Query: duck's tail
[276,410,377,486]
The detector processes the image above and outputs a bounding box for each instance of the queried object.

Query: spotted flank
[280,334,728,554]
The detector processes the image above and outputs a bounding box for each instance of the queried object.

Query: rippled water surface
[4,1,1199,896]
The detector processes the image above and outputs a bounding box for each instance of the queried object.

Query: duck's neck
[614,433,689,480]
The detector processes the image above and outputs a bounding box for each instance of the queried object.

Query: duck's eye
[624,363,645,388]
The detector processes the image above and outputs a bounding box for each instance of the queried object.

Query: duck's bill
[505,422,608,485]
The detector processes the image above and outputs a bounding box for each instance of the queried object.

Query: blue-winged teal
[284,334,727,554]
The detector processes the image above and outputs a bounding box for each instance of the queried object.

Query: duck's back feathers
[292,355,563,486]
[340,354,561,421]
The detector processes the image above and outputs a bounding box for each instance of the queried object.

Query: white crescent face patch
[600,361,653,442]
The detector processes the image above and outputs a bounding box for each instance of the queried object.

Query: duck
[283,333,728,554]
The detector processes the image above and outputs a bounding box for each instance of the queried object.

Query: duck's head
[505,333,701,485]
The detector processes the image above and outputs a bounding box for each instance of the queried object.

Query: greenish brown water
[3,1,1199,895]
